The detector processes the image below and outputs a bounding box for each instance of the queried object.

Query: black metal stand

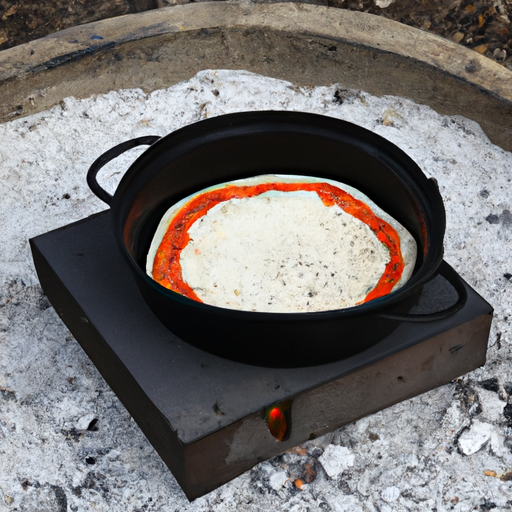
[30,211,492,500]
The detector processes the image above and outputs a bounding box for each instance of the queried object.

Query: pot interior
[114,112,444,306]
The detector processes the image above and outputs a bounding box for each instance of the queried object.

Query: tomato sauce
[151,181,404,306]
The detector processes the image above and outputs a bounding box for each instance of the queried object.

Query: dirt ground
[0,0,157,49]
[356,0,512,69]
[0,0,511,68]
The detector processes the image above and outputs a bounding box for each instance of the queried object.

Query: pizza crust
[147,175,417,312]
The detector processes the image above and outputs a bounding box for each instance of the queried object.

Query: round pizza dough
[147,175,417,312]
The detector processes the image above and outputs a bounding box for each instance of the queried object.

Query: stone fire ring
[0,2,511,152]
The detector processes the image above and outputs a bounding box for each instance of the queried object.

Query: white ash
[458,420,493,456]
[269,470,289,490]
[0,69,512,511]
[318,444,355,478]
[381,485,401,503]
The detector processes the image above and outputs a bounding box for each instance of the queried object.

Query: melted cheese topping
[147,175,417,312]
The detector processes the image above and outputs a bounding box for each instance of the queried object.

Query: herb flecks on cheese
[147,175,417,312]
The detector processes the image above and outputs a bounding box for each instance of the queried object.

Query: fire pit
[1,3,511,152]
[28,75,492,501]
[1,2,508,508]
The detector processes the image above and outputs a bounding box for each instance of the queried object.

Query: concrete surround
[0,2,511,151]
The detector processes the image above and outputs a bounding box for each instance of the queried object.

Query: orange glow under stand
[266,406,288,442]
[151,182,404,305]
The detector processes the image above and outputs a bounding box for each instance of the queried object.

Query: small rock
[478,378,499,393]
[458,421,492,455]
[381,108,401,127]
[375,0,395,8]
[502,210,512,227]
[381,486,400,503]
[347,0,363,9]
[478,389,506,420]
[76,413,96,431]
[269,471,288,490]
[319,445,355,478]
[474,43,489,55]
[493,48,507,62]
[485,210,512,228]
[453,31,465,43]
[487,210,512,227]
[501,471,512,482]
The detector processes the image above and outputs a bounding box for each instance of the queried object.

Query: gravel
[1,69,512,511]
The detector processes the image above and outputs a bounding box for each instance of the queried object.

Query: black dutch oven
[87,111,466,367]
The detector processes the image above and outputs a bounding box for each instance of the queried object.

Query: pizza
[146,175,417,313]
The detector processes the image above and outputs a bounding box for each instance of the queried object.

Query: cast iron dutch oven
[87,111,466,367]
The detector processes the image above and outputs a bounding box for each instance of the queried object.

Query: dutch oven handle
[379,260,468,323]
[87,135,161,205]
